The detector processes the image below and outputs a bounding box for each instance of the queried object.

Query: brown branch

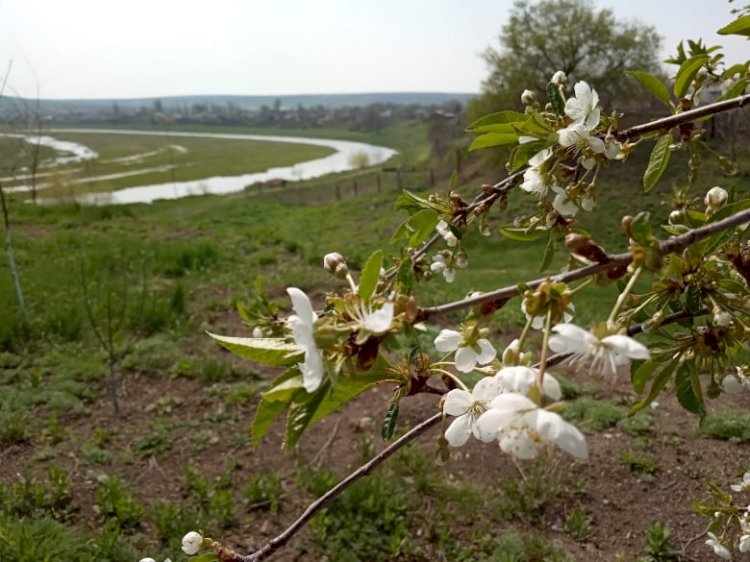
[242,412,443,561]
[617,93,750,141]
[418,207,750,320]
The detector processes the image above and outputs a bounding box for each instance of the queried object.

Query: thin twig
[242,412,443,562]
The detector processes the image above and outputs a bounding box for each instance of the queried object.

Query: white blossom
[139,559,156,562]
[434,329,497,373]
[494,365,562,401]
[564,81,601,129]
[287,287,325,392]
[436,220,458,247]
[442,377,503,446]
[551,185,580,217]
[705,186,729,210]
[731,471,750,493]
[705,532,733,560]
[551,70,567,85]
[431,252,466,283]
[520,168,550,197]
[548,323,650,381]
[558,123,605,154]
[475,393,588,460]
[181,531,204,556]
[347,300,394,334]
[521,89,536,105]
[603,135,623,160]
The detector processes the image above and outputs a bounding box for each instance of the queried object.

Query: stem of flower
[606,266,642,328]
[345,272,358,293]
[514,315,534,359]
[535,308,553,402]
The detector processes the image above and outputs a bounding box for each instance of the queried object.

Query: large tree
[469,0,662,120]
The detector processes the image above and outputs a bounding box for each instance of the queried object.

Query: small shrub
[565,509,592,542]
[563,398,626,432]
[698,410,750,442]
[94,475,143,531]
[0,410,31,444]
[133,425,172,458]
[243,472,283,515]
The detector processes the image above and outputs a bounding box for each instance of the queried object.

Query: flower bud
[139,559,157,562]
[521,89,537,105]
[668,210,684,225]
[551,70,567,85]
[502,339,520,365]
[705,186,728,211]
[182,531,204,555]
[252,326,265,338]
[323,252,349,278]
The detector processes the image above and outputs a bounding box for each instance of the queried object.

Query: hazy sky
[0,0,746,100]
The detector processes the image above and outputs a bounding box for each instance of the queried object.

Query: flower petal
[434,329,461,352]
[364,302,394,333]
[601,335,650,360]
[444,414,473,447]
[443,388,473,416]
[455,346,478,373]
[300,350,324,393]
[549,323,597,354]
[527,409,588,459]
[475,339,497,365]
[473,376,503,402]
[287,287,316,325]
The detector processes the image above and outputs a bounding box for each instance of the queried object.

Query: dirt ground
[2,349,750,562]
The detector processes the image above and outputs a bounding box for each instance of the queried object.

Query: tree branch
[418,207,750,320]
[241,412,443,561]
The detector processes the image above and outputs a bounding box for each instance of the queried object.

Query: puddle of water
[0,133,99,167]
[46,129,398,205]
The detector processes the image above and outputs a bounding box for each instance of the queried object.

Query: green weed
[564,509,593,542]
[243,472,283,516]
[563,398,627,432]
[698,410,750,442]
[94,475,143,531]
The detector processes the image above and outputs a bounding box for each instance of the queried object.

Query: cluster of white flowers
[705,472,750,559]
[436,219,458,247]
[442,366,587,459]
[431,250,467,283]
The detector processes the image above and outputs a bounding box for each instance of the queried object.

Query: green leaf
[508,139,547,171]
[629,212,653,245]
[381,403,400,441]
[513,115,553,138]
[539,230,556,272]
[466,110,526,132]
[207,334,301,366]
[632,360,659,394]
[358,250,384,301]
[626,71,671,107]
[406,208,439,248]
[469,132,519,151]
[284,385,328,449]
[642,134,672,192]
[675,363,705,416]
[262,374,306,403]
[498,226,545,242]
[252,397,288,447]
[673,55,709,98]
[685,283,701,313]
[718,14,750,37]
[395,189,435,213]
[630,358,679,414]
[546,82,565,116]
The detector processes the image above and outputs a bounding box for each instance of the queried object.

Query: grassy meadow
[1,119,750,561]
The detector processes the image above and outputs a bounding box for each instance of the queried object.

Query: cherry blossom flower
[442,377,503,446]
[520,168,550,197]
[558,123,605,155]
[731,471,750,493]
[551,70,567,85]
[182,531,204,555]
[551,185,581,217]
[548,323,650,381]
[475,393,588,460]
[705,186,728,211]
[287,287,325,392]
[565,81,601,129]
[521,89,537,105]
[346,300,394,335]
[434,329,497,373]
[431,251,467,283]
[705,532,732,560]
[436,220,458,247]
[494,365,562,401]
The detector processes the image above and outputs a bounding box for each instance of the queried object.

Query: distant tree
[468,0,662,120]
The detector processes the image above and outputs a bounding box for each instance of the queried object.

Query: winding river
[12,129,398,205]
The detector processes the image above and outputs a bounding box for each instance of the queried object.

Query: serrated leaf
[546,82,565,115]
[466,110,526,131]
[630,358,679,414]
[359,250,384,301]
[207,333,301,366]
[675,363,705,416]
[718,14,750,37]
[627,71,671,107]
[381,403,400,441]
[469,132,519,151]
[284,384,328,449]
[539,230,556,272]
[406,208,439,248]
[498,226,545,242]
[673,55,709,98]
[252,397,288,447]
[395,189,435,213]
[262,373,306,402]
[513,115,553,138]
[643,134,672,192]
